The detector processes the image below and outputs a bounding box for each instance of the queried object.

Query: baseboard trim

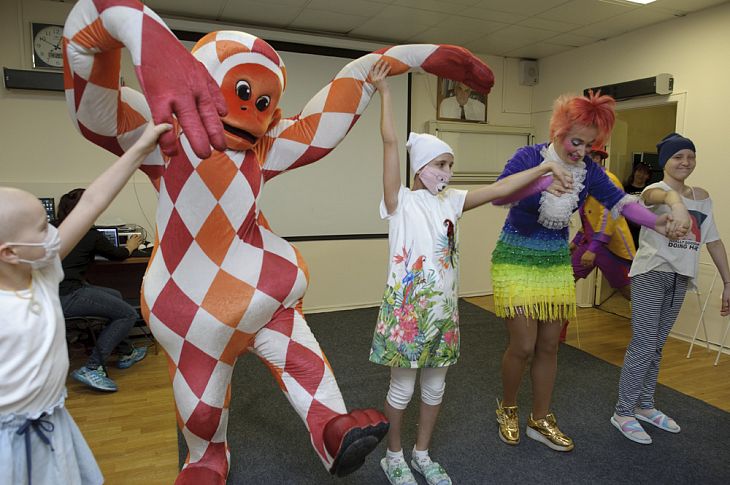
[303,291,492,315]
[669,331,730,356]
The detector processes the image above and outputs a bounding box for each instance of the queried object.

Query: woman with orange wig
[489,92,688,452]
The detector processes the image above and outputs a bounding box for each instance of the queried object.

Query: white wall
[1,0,156,234]
[1,0,533,313]
[534,2,730,345]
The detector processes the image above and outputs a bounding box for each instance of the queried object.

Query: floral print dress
[370,185,467,368]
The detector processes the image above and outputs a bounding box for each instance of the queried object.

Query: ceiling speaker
[518,59,538,86]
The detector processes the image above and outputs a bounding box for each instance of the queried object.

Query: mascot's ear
[267,108,282,132]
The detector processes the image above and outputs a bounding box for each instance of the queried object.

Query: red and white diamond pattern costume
[63,1,494,483]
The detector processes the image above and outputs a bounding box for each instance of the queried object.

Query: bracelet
[724,281,730,286]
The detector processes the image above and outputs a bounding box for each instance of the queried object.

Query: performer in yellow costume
[570,145,636,299]
[561,145,636,341]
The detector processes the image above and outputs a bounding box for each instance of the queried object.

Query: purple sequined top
[497,143,627,237]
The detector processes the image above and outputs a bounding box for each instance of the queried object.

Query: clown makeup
[555,125,598,164]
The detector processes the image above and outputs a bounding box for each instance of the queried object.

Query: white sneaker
[380,457,417,485]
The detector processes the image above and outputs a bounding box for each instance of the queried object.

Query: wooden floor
[65,298,730,484]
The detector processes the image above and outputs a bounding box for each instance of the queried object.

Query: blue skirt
[0,394,103,485]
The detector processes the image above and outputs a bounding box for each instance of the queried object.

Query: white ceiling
[64,0,729,58]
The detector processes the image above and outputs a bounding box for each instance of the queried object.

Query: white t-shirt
[381,185,467,313]
[629,181,720,289]
[0,257,69,417]
[439,96,486,121]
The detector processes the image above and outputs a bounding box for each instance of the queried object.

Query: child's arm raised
[371,60,400,215]
[57,122,171,259]
[463,161,571,212]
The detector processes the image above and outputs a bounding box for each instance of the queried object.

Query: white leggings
[386,367,449,410]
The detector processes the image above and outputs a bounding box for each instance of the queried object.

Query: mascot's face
[220,63,282,151]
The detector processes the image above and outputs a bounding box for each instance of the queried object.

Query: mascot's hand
[135,21,227,158]
[422,45,495,94]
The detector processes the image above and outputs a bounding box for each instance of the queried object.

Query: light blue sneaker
[72,366,118,392]
[380,457,417,485]
[411,457,452,485]
[117,346,147,369]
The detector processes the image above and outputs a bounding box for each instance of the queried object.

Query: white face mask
[7,224,61,269]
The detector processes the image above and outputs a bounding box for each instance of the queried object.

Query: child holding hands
[0,121,170,484]
[367,60,571,485]
[612,133,730,444]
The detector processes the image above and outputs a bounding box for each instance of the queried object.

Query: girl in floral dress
[367,60,572,485]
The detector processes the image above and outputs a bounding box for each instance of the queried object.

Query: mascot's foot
[175,465,226,485]
[324,408,389,477]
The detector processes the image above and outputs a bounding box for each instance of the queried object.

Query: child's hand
[369,59,391,92]
[132,121,173,158]
[543,162,573,196]
[669,204,691,238]
[654,213,674,238]
[720,285,730,317]
[580,250,596,268]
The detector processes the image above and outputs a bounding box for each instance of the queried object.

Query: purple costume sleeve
[621,202,657,229]
[492,175,552,206]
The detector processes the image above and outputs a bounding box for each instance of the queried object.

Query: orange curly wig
[549,90,616,146]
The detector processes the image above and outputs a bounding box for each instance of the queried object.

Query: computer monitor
[39,197,55,223]
[97,227,119,247]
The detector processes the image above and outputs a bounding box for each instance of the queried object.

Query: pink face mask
[418,166,452,194]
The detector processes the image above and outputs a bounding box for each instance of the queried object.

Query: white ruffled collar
[537,144,587,229]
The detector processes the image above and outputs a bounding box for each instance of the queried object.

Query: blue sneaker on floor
[72,366,118,392]
[117,346,148,369]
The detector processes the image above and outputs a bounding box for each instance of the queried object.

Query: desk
[86,257,150,301]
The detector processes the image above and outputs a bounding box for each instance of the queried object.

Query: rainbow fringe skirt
[491,222,576,321]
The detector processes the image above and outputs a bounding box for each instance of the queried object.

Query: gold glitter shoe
[526,412,574,451]
[495,399,520,445]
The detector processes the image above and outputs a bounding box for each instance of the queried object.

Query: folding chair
[125,296,158,355]
[713,317,730,366]
[687,263,717,358]
[65,316,109,353]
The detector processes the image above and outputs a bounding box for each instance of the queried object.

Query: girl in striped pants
[612,133,730,444]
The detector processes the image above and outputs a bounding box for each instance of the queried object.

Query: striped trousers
[615,270,689,416]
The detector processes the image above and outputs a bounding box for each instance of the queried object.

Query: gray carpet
[179,300,730,484]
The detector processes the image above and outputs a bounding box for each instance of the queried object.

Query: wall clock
[32,22,64,69]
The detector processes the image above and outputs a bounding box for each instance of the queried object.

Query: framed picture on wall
[436,77,487,123]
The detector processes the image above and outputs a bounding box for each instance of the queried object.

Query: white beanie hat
[406,132,453,175]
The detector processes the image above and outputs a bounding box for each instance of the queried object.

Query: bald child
[0,121,169,485]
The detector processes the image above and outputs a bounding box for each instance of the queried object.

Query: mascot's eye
[236,80,252,100]
[255,96,271,112]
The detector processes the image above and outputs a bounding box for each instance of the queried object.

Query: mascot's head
[193,31,287,151]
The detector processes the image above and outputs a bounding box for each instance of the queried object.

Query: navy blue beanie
[656,133,695,168]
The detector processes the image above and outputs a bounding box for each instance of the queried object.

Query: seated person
[57,188,147,392]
